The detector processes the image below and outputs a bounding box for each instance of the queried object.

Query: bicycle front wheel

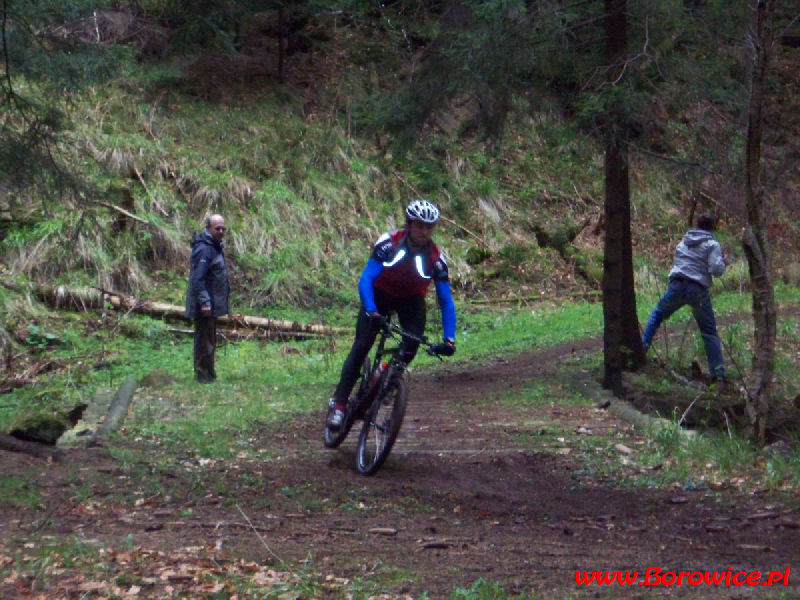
[356,374,408,475]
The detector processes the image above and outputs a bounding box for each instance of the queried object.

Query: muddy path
[1,338,798,599]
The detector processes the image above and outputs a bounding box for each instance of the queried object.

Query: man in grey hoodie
[641,214,727,381]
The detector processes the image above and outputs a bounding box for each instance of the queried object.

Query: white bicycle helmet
[405,199,440,224]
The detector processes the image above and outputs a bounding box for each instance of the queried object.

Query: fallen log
[168,327,322,341]
[467,290,601,305]
[105,292,345,336]
[1,281,104,311]
[89,376,137,446]
[2,282,346,337]
[0,432,64,461]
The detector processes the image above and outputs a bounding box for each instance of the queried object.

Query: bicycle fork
[376,359,405,404]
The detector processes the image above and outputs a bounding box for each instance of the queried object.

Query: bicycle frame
[325,314,447,462]
[366,319,441,402]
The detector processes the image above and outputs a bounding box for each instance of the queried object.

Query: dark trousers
[194,316,217,382]
[332,291,426,404]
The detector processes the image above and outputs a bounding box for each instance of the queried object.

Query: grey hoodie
[668,229,726,288]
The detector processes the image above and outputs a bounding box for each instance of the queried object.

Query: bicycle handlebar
[384,322,450,360]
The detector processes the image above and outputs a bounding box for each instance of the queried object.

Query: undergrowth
[2,5,800,598]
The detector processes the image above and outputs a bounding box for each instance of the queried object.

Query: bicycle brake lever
[426,346,444,361]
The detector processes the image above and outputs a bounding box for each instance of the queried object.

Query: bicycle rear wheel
[356,373,408,475]
[324,357,370,449]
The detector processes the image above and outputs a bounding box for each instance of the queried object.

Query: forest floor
[0,338,798,599]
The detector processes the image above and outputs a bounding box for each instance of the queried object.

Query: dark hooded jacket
[185,230,230,318]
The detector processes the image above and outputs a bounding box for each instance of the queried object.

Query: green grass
[2,29,707,316]
[452,577,549,599]
[0,475,41,510]
[2,535,550,600]
[0,293,603,430]
[2,283,800,511]
[633,279,800,406]
[625,422,800,496]
[5,537,106,594]
[457,300,602,360]
[3,287,799,434]
[637,262,800,370]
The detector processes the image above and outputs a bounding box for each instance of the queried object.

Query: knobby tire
[356,373,408,475]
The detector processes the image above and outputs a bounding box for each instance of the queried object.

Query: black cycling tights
[332,291,426,404]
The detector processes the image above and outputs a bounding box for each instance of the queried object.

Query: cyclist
[326,199,457,430]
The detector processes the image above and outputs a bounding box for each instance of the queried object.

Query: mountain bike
[324,317,451,475]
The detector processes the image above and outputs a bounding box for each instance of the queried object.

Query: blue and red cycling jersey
[358,229,456,342]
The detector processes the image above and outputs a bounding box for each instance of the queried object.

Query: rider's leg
[395,296,426,365]
[331,308,381,405]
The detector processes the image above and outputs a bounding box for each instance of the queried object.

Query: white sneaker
[326,398,346,430]
[327,409,345,430]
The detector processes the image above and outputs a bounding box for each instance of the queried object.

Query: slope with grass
[3,5,799,317]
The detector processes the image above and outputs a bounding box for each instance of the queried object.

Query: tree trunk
[602,136,646,393]
[601,0,646,394]
[105,293,344,336]
[0,282,345,337]
[741,0,777,442]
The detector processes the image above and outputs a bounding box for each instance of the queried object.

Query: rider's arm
[435,279,456,342]
[358,258,384,314]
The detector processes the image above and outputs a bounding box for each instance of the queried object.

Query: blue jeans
[641,277,725,378]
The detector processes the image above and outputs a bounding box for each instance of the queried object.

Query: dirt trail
[1,338,798,599]
[307,342,799,598]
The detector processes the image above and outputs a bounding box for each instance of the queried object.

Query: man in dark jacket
[185,214,230,383]
[641,213,727,381]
